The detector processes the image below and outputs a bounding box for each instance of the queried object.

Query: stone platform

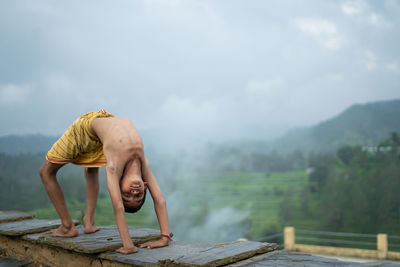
[1,210,399,266]
[24,225,161,253]
[0,211,34,223]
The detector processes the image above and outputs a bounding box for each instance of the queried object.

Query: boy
[39,110,170,254]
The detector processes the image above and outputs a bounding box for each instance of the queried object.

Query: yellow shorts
[46,110,114,167]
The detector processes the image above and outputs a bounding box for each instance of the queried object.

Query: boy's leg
[39,160,78,237]
[83,167,100,234]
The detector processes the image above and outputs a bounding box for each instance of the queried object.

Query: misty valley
[1,133,400,247]
[1,99,400,247]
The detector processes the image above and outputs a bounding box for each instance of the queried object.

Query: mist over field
[1,0,400,146]
[1,0,400,244]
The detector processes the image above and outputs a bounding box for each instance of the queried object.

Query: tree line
[280,132,400,235]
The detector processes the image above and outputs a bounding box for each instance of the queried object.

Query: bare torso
[91,117,144,173]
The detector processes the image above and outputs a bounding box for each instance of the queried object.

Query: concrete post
[284,227,295,251]
[377,234,388,260]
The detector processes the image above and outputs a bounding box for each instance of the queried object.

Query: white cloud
[325,73,344,81]
[341,1,363,15]
[386,62,399,72]
[294,18,343,50]
[158,95,220,127]
[245,77,283,95]
[369,13,391,27]
[0,83,31,106]
[1,1,400,140]
[322,37,343,50]
[294,18,337,35]
[364,50,377,70]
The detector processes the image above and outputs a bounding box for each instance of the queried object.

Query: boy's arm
[106,165,138,254]
[140,157,171,249]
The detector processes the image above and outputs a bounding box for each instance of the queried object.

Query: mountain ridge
[1,99,400,155]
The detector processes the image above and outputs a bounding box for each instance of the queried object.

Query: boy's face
[120,174,148,208]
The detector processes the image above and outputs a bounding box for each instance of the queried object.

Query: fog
[1,0,400,244]
[1,0,400,146]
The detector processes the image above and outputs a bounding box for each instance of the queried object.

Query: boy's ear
[144,182,148,189]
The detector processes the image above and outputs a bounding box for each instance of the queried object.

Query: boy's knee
[39,162,48,179]
[39,161,61,180]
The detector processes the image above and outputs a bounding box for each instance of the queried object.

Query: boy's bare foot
[116,246,138,254]
[84,224,100,234]
[83,215,100,234]
[51,224,78,237]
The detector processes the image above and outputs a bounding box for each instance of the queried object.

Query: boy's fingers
[140,239,169,249]
[140,242,151,248]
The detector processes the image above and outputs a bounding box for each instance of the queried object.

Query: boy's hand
[116,246,138,254]
[140,237,170,249]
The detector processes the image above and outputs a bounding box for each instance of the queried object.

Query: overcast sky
[1,0,399,145]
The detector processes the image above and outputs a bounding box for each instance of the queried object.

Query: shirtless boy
[39,110,170,254]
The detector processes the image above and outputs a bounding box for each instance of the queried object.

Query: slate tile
[0,211,34,223]
[0,257,32,267]
[176,241,277,266]
[239,251,363,266]
[100,241,213,266]
[24,225,160,254]
[0,219,79,236]
[101,241,277,266]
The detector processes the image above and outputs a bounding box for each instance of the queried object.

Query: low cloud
[341,1,363,15]
[293,18,343,50]
[0,83,31,106]
[386,62,399,72]
[246,77,284,96]
[364,50,377,71]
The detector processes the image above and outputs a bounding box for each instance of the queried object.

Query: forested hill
[0,134,57,155]
[274,99,400,153]
[1,99,400,155]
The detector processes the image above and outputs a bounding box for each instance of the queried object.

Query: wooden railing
[283,226,400,261]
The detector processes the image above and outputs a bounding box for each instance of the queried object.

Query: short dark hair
[124,190,147,213]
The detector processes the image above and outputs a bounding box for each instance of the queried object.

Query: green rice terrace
[31,170,309,241]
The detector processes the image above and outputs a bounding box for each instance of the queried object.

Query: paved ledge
[100,240,277,266]
[0,211,34,223]
[0,257,32,267]
[23,225,160,254]
[0,218,79,236]
[3,210,397,266]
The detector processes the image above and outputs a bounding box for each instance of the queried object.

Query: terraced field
[32,171,309,241]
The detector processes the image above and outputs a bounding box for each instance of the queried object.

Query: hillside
[0,134,56,155]
[1,99,400,155]
[274,99,400,153]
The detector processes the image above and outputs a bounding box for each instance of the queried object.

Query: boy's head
[120,174,148,213]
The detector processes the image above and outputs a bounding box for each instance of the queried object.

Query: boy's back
[40,111,171,255]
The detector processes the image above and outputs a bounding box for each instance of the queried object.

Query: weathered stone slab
[0,210,34,223]
[100,241,213,266]
[100,241,277,266]
[0,257,32,267]
[24,225,160,254]
[176,241,277,266]
[230,251,400,266]
[0,219,79,236]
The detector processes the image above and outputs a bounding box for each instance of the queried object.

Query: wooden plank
[0,210,34,223]
[100,241,277,266]
[24,225,160,254]
[0,257,32,267]
[0,219,79,236]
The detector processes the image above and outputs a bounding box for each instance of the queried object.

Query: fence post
[284,227,295,251]
[377,233,388,259]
